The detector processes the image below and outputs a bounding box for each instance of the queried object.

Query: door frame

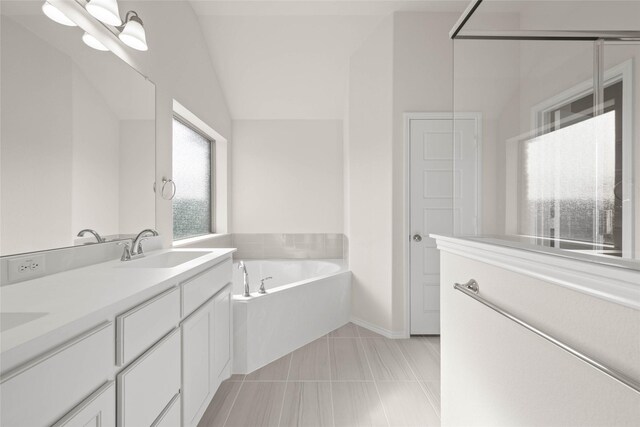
[403,112,483,336]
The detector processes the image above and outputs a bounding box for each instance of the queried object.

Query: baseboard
[350,316,409,339]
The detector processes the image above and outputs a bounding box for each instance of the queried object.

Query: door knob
[413,234,422,242]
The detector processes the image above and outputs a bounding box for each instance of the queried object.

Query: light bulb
[119,12,148,51]
[85,0,122,26]
[42,1,77,27]
[82,32,109,51]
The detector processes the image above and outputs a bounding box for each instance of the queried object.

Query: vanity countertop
[0,248,236,375]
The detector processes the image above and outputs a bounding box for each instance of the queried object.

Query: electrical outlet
[8,255,46,283]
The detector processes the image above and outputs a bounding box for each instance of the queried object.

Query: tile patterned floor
[198,323,441,427]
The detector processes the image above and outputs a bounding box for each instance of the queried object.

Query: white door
[409,115,479,335]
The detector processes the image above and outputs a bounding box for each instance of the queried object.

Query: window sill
[172,233,231,248]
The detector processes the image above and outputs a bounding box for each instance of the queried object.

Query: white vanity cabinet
[0,252,234,427]
[182,284,232,427]
[0,322,114,427]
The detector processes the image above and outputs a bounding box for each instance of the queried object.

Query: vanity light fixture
[41,0,148,52]
[85,0,122,26]
[118,11,148,51]
[42,1,77,27]
[82,31,109,51]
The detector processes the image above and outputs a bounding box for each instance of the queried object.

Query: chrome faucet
[131,229,158,256]
[259,276,272,294]
[77,229,104,243]
[118,241,133,261]
[238,261,250,297]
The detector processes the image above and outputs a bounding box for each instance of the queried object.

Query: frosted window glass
[172,118,212,240]
[519,111,616,247]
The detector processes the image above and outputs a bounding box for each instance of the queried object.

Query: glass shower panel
[454,34,640,266]
[452,37,638,261]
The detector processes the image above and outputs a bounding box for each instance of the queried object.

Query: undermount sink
[1,312,48,332]
[118,251,209,269]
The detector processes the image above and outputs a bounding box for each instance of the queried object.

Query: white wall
[231,120,343,233]
[346,12,474,334]
[133,0,233,246]
[77,0,233,246]
[390,12,459,333]
[346,16,395,331]
[194,12,384,120]
[345,8,639,336]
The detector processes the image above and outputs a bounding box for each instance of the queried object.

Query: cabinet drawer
[182,258,232,316]
[117,328,181,427]
[53,381,115,427]
[0,322,114,427]
[117,286,180,366]
[152,393,181,427]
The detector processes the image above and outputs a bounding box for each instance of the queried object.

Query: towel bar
[454,279,640,394]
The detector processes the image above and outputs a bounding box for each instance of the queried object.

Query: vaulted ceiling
[189,1,468,120]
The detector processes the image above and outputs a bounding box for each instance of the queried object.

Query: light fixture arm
[117,9,148,51]
[117,10,143,30]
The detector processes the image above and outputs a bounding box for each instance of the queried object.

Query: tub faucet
[238,261,250,297]
[259,277,272,294]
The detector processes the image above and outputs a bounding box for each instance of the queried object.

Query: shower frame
[450,0,640,41]
[450,0,640,258]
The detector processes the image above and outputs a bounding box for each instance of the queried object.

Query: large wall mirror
[1,1,156,257]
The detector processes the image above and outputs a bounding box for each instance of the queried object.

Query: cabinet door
[213,286,232,381]
[181,300,215,427]
[151,393,181,427]
[53,381,115,427]
[117,328,181,427]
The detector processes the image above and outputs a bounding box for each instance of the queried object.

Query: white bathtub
[232,259,351,374]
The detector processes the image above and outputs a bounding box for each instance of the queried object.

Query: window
[172,116,214,240]
[519,81,623,254]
